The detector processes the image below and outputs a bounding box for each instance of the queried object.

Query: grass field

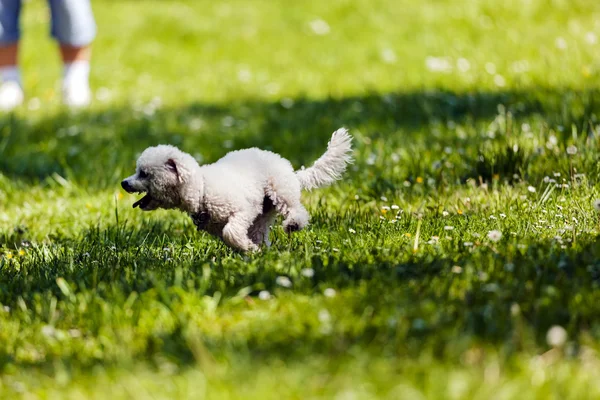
[1,0,600,398]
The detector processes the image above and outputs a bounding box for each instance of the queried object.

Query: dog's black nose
[121,180,132,191]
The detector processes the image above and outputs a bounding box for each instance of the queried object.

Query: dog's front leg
[222,211,259,252]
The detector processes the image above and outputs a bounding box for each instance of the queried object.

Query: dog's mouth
[132,193,158,211]
[133,193,151,209]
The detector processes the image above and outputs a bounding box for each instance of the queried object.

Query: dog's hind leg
[222,211,260,252]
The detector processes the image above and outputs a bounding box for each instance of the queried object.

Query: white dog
[121,128,353,251]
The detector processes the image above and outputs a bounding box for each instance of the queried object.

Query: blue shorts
[0,0,96,46]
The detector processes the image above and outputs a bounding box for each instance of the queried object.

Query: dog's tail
[296,128,353,190]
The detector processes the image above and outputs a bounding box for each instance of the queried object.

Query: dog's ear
[166,159,180,182]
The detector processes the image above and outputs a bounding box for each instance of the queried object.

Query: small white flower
[510,303,520,316]
[381,206,391,211]
[487,230,502,242]
[380,196,388,202]
[451,266,462,274]
[442,211,449,217]
[309,19,330,35]
[500,213,507,219]
[276,276,292,288]
[68,329,82,338]
[543,176,555,183]
[566,145,578,155]
[485,62,496,74]
[463,242,474,247]
[527,186,536,193]
[457,58,471,72]
[444,226,454,231]
[324,288,336,298]
[280,98,294,109]
[546,325,568,347]
[301,268,315,278]
[41,325,56,338]
[511,60,530,73]
[318,309,331,323]
[555,37,568,50]
[237,68,252,82]
[425,56,453,73]
[332,248,340,252]
[348,228,356,234]
[489,215,497,220]
[188,118,204,132]
[493,74,506,87]
[391,205,400,210]
[381,48,397,64]
[258,290,271,300]
[586,32,597,45]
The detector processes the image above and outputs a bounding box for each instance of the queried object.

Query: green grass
[1,0,600,398]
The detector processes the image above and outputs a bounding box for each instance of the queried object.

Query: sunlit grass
[1,0,600,398]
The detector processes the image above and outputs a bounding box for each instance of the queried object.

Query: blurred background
[3,0,599,188]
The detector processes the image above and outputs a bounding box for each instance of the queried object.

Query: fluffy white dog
[121,128,353,251]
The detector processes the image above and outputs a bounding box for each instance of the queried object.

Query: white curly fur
[121,128,353,252]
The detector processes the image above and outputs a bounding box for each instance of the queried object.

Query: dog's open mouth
[132,194,152,209]
[131,193,160,211]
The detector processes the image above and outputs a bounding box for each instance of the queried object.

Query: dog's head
[121,145,199,211]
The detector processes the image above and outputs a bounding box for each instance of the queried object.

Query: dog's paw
[246,243,260,253]
[284,222,300,233]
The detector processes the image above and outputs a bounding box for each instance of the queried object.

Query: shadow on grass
[0,86,598,186]
[0,86,599,369]
[0,217,599,370]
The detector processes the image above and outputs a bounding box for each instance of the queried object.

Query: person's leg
[0,0,23,111]
[60,44,91,107]
[48,0,96,108]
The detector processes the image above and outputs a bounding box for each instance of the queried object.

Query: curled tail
[296,128,353,190]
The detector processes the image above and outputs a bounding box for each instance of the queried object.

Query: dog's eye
[139,170,148,179]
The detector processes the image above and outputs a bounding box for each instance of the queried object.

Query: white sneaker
[0,81,24,111]
[62,82,92,108]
